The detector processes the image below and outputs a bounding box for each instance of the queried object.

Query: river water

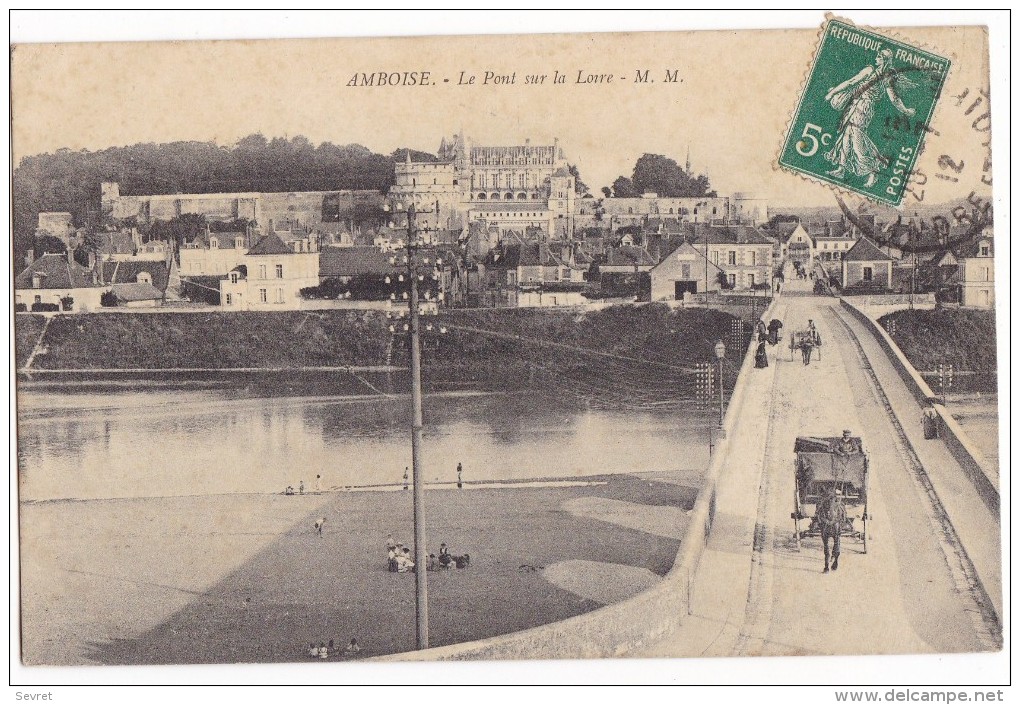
[16,373,714,502]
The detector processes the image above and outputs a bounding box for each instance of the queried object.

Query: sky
[10,12,997,208]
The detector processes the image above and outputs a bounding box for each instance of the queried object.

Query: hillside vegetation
[16,304,742,399]
[879,308,998,392]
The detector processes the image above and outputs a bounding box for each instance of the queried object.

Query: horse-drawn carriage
[791,435,870,554]
[789,328,822,361]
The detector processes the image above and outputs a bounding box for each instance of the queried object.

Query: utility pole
[404,203,431,650]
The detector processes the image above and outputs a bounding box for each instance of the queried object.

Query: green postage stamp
[779,19,952,206]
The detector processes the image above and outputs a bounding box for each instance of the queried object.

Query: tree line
[12,135,437,262]
[602,153,716,199]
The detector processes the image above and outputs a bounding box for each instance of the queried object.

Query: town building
[841,237,894,292]
[100,259,177,305]
[649,241,723,301]
[690,224,774,291]
[179,231,253,276]
[783,223,815,265]
[957,227,994,309]
[15,252,104,312]
[219,233,319,310]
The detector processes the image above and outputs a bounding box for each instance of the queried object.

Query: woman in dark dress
[754,340,769,368]
[767,318,783,345]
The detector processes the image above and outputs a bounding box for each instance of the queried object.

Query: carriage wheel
[862,501,868,554]
[793,482,802,551]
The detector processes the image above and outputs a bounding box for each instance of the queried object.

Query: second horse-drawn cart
[791,435,870,553]
[789,328,822,361]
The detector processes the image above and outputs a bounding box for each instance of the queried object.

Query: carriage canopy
[794,436,867,495]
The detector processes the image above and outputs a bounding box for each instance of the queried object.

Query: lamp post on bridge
[715,340,726,427]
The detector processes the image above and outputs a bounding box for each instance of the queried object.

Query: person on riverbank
[755,340,769,369]
[344,639,361,656]
[313,475,322,493]
[756,319,768,343]
[457,462,463,489]
[299,480,305,495]
[314,517,326,537]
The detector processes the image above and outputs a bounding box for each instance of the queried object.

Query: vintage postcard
[10,11,1006,685]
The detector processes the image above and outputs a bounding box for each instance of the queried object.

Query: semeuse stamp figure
[779,18,951,205]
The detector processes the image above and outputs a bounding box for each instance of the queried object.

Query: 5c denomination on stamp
[779,18,951,206]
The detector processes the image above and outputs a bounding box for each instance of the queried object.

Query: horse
[816,487,847,573]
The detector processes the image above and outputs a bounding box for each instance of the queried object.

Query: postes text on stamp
[779,19,951,206]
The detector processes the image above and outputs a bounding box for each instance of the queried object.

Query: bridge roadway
[639,276,1001,658]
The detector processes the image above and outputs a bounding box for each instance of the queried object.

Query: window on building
[982,266,990,281]
[276,288,284,303]
[225,293,232,305]
[276,264,283,278]
[981,245,990,256]
[728,251,736,265]
[259,265,267,279]
[747,273,755,288]
[209,237,218,248]
[34,295,41,304]
[259,288,268,303]
[727,274,736,287]
[749,251,756,266]
[681,263,691,279]
[230,272,238,284]
[863,267,873,282]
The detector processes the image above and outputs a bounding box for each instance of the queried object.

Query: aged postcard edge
[774,13,962,210]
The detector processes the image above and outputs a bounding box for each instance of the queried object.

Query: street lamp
[714,340,726,426]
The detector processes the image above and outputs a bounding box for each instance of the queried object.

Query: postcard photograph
[9,11,1007,682]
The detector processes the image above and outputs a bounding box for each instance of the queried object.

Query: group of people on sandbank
[386,535,470,573]
[285,474,324,495]
[306,638,361,660]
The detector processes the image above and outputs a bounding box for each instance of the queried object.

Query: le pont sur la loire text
[345,69,680,87]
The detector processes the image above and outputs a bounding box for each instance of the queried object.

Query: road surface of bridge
[640,269,1001,658]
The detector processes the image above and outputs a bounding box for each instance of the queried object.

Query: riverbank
[20,471,698,665]
[877,308,997,393]
[14,304,742,392]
